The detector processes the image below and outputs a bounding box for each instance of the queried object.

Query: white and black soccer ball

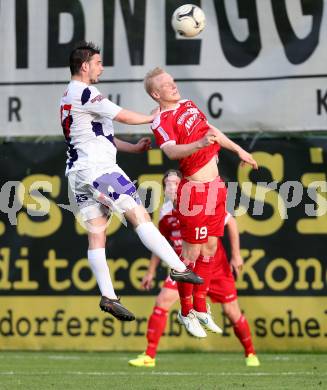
[171,4,206,37]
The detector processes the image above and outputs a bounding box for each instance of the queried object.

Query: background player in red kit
[128,170,260,367]
[143,68,258,335]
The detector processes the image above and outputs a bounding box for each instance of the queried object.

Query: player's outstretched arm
[141,254,161,290]
[114,137,151,153]
[226,216,243,277]
[208,124,258,169]
[114,109,155,125]
[83,87,156,124]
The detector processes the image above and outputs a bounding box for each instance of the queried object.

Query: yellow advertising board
[0,296,326,351]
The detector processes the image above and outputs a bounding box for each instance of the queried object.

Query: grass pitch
[0,351,326,389]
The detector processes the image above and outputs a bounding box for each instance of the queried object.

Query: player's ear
[151,90,160,100]
[81,61,89,73]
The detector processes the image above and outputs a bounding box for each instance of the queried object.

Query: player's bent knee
[223,301,242,323]
[87,219,107,248]
[156,298,173,310]
[156,289,179,309]
[125,205,151,227]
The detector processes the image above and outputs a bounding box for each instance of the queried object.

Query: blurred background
[0,0,326,352]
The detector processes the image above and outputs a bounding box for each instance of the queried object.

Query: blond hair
[144,67,165,98]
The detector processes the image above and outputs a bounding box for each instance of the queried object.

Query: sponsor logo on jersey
[185,113,199,134]
[177,108,199,125]
[91,94,105,103]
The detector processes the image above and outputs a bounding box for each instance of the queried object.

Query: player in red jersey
[128,170,260,367]
[143,68,258,334]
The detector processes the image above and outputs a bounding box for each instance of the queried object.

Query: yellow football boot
[245,353,260,367]
[128,353,156,368]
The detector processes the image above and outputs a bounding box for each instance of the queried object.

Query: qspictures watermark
[0,178,326,231]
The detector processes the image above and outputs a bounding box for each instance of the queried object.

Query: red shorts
[176,176,227,243]
[207,243,237,304]
[162,275,178,290]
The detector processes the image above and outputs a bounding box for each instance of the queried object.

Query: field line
[0,371,325,377]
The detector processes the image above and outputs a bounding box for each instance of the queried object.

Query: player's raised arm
[83,86,156,125]
[208,124,258,169]
[114,108,155,125]
[226,216,243,277]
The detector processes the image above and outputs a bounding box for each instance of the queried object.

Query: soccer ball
[171,4,206,37]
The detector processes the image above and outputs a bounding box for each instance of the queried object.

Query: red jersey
[151,100,220,177]
[158,201,182,256]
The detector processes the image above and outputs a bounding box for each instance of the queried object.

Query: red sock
[145,306,168,358]
[233,315,256,356]
[177,257,194,316]
[193,255,214,312]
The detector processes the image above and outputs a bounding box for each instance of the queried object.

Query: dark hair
[162,169,182,187]
[69,41,100,75]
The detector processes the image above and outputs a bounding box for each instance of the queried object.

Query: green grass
[0,351,326,390]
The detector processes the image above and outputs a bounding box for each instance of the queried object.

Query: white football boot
[194,304,223,334]
[177,309,207,338]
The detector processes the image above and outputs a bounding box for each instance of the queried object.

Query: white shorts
[67,165,141,222]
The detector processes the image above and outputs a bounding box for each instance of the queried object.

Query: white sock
[135,222,186,272]
[87,248,117,299]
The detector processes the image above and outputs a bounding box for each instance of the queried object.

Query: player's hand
[134,137,152,153]
[238,149,258,169]
[230,254,244,278]
[141,272,155,290]
[198,129,219,148]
